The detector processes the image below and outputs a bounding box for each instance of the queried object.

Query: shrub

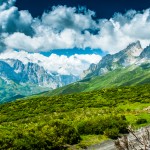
[136,118,147,125]
[77,115,128,137]
[49,121,81,145]
[104,128,119,139]
[0,121,81,150]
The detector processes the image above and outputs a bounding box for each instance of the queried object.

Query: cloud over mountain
[0,50,101,76]
[0,0,150,53]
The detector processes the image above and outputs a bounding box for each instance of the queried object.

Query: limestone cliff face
[0,59,78,89]
[82,41,149,79]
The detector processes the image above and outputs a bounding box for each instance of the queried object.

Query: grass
[76,135,108,148]
[41,64,150,97]
[0,84,150,149]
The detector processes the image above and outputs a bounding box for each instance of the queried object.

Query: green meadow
[0,84,150,149]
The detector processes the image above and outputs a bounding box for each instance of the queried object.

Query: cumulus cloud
[0,49,101,76]
[0,0,16,10]
[42,6,96,32]
[0,3,33,35]
[4,29,81,51]
[1,0,150,54]
[0,0,33,52]
[93,9,150,53]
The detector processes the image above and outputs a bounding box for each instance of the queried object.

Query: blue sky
[15,0,150,19]
[1,0,150,55]
[41,48,105,57]
[0,0,150,76]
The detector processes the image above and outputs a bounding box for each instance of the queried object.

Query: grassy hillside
[0,84,150,149]
[0,77,50,103]
[42,64,150,96]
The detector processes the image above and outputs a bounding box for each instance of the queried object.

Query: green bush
[77,115,128,137]
[0,84,150,148]
[104,128,119,139]
[0,121,81,150]
[136,118,147,125]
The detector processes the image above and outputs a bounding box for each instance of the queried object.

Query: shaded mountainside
[0,59,78,103]
[0,76,50,103]
[41,63,150,96]
[0,84,150,149]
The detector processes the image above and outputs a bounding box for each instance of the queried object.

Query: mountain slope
[82,41,147,78]
[40,63,150,96]
[140,45,150,58]
[39,41,150,97]
[1,41,150,102]
[0,84,150,149]
[0,76,50,103]
[82,41,143,78]
[0,59,78,103]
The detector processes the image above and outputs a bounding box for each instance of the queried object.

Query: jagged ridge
[82,41,149,78]
[0,59,78,103]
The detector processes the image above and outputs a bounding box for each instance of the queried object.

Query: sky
[15,0,150,19]
[0,0,150,76]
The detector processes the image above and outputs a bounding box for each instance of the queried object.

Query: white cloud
[0,50,101,76]
[1,1,150,54]
[0,0,16,10]
[0,6,33,34]
[4,32,44,51]
[4,29,82,52]
[42,6,96,32]
[92,9,150,53]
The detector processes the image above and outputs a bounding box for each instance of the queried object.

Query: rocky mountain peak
[122,41,142,57]
[0,59,79,89]
[82,41,149,79]
[140,45,150,59]
[126,41,141,49]
[81,63,97,78]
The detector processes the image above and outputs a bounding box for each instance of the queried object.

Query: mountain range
[0,41,150,103]
[40,41,150,96]
[0,59,78,103]
[82,41,149,78]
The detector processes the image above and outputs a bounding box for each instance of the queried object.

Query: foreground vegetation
[0,84,150,149]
